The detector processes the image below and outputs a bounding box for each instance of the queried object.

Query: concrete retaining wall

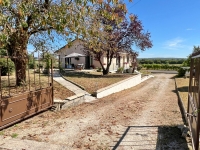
[95,74,146,98]
[54,93,85,111]
[141,75,154,82]
[95,74,153,99]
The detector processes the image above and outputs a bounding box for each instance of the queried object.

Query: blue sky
[125,0,200,58]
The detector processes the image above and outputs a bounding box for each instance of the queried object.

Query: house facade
[54,39,133,71]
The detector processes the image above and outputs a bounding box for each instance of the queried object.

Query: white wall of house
[56,40,87,68]
[55,40,133,71]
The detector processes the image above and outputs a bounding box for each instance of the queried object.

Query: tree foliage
[182,45,200,67]
[81,2,152,75]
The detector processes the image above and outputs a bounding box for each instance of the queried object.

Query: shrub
[117,67,124,73]
[97,67,102,72]
[137,65,142,71]
[0,58,14,76]
[29,63,35,69]
[177,67,186,77]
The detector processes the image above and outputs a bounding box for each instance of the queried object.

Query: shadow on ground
[111,125,190,150]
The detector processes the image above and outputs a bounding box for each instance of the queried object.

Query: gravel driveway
[0,74,191,150]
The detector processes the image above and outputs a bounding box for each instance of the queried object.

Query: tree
[183,46,200,66]
[82,2,152,75]
[0,0,126,85]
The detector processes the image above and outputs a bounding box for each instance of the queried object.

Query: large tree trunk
[8,33,29,86]
[14,58,27,86]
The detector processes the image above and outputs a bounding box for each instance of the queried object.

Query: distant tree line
[138,58,186,65]
[141,64,180,71]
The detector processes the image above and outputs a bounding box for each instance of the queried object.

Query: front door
[65,57,71,68]
[85,56,90,69]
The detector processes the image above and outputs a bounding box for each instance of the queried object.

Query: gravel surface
[0,74,191,150]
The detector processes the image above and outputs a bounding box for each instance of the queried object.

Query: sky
[124,0,200,58]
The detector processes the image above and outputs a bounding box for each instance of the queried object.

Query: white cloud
[163,37,185,50]
[186,28,194,31]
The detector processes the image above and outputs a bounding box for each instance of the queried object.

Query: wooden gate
[187,52,200,150]
[0,55,54,130]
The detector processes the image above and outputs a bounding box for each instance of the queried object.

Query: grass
[11,133,18,138]
[175,77,189,109]
[63,70,136,94]
[1,70,74,99]
[0,131,4,136]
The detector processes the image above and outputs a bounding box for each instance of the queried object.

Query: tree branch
[28,26,54,35]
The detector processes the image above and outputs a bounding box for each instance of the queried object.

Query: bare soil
[63,71,136,94]
[0,74,191,149]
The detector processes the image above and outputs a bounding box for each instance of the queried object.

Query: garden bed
[63,71,136,94]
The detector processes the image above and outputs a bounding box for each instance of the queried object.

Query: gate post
[0,66,1,100]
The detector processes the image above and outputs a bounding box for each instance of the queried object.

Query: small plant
[137,65,143,71]
[0,131,4,136]
[14,124,19,127]
[117,67,124,73]
[97,67,102,72]
[11,133,18,138]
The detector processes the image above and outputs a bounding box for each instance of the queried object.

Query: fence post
[7,58,11,97]
[0,66,1,100]
[51,59,54,104]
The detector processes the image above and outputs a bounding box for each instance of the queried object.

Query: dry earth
[0,74,191,150]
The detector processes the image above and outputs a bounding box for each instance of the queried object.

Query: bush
[29,63,35,69]
[137,65,142,71]
[117,67,124,73]
[177,67,186,77]
[0,58,14,76]
[97,67,102,72]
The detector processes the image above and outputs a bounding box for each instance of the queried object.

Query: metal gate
[0,55,54,130]
[187,52,200,150]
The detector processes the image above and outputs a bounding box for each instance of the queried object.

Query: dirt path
[0,74,190,150]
